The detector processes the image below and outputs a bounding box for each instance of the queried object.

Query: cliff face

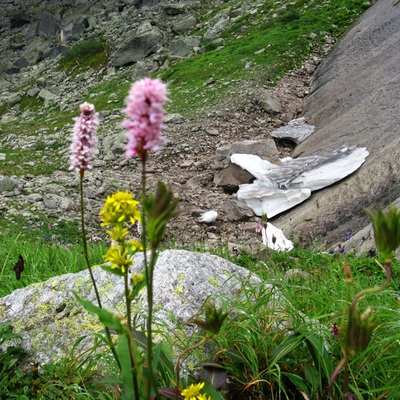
[0,0,201,75]
[274,0,400,247]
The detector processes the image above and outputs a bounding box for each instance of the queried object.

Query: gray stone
[214,164,254,194]
[111,24,162,67]
[274,0,400,244]
[37,11,60,37]
[0,176,18,193]
[169,36,202,58]
[0,250,262,364]
[7,93,22,107]
[271,117,315,145]
[161,3,187,15]
[257,93,283,115]
[26,193,43,203]
[222,199,253,222]
[37,89,58,106]
[172,15,197,34]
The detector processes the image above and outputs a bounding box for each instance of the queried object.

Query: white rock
[286,147,369,191]
[270,117,315,145]
[236,183,311,217]
[199,210,218,223]
[232,147,369,217]
[261,222,294,251]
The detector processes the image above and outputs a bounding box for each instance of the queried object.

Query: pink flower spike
[70,102,99,174]
[122,78,167,160]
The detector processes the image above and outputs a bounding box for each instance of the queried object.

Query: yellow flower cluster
[104,245,132,274]
[100,191,143,274]
[181,382,211,400]
[100,191,141,227]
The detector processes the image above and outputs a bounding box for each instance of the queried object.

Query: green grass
[201,248,400,399]
[59,36,110,75]
[159,0,370,115]
[0,228,106,298]
[1,236,399,398]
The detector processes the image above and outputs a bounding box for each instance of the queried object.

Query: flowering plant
[70,79,226,399]
[329,206,400,398]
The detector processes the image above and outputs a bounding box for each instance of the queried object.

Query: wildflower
[127,239,144,253]
[70,102,99,173]
[104,244,132,273]
[197,394,211,400]
[122,78,167,160]
[181,382,205,400]
[100,191,141,227]
[107,225,129,241]
[190,303,228,335]
[131,273,144,285]
[255,224,262,234]
[347,305,376,355]
[345,228,352,241]
[330,322,340,337]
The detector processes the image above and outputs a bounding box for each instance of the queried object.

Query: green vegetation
[59,36,110,75]
[1,244,399,399]
[160,0,370,115]
[0,228,106,298]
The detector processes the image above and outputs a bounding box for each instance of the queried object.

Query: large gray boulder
[0,250,261,364]
[273,0,400,245]
[111,23,162,67]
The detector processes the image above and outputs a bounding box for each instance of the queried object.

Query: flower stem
[124,271,142,399]
[140,156,159,399]
[79,170,120,369]
[175,337,208,398]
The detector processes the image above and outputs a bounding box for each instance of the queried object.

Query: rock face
[0,250,261,364]
[272,0,400,244]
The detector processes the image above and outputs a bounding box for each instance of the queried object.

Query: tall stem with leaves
[70,103,120,369]
[329,206,400,399]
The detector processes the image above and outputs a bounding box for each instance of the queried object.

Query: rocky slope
[1,0,398,255]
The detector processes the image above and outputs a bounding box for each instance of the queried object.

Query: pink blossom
[122,78,167,160]
[70,102,99,173]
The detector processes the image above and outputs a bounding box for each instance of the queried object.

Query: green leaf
[282,372,309,393]
[199,361,227,390]
[73,292,124,333]
[100,263,125,277]
[117,334,136,399]
[271,333,303,363]
[304,364,321,395]
[143,181,179,245]
[202,381,226,399]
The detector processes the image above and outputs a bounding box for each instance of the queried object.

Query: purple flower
[70,102,99,173]
[345,228,352,241]
[330,322,340,337]
[122,78,167,160]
